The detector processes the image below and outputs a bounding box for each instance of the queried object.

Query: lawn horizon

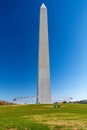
[0,103,87,129]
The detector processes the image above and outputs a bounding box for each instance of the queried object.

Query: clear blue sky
[0,0,87,102]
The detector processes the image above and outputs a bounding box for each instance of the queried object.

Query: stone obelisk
[37,3,51,104]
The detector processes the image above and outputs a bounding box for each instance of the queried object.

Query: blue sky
[0,0,87,102]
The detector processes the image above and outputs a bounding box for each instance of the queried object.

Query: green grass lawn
[0,104,87,130]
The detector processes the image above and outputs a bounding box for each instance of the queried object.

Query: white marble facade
[37,3,51,104]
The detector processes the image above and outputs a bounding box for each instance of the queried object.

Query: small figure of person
[54,103,60,108]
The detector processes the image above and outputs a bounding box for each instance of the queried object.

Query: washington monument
[37,3,51,104]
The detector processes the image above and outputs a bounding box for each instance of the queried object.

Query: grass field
[0,104,87,130]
